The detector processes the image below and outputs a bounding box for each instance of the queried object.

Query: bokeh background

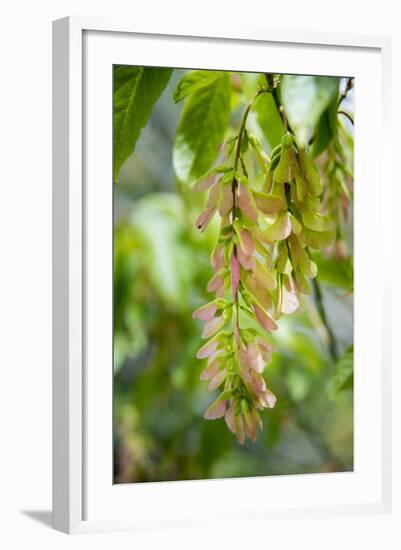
[113,69,354,483]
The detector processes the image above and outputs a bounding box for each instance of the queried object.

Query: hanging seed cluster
[193,119,335,444]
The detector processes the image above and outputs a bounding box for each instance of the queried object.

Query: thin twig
[338,110,354,126]
[338,77,354,107]
[264,73,294,134]
[311,277,339,362]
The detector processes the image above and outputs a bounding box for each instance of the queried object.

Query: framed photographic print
[52,17,392,534]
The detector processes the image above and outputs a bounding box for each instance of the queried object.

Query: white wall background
[0,0,399,548]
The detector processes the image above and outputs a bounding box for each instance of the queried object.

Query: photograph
[112,66,354,484]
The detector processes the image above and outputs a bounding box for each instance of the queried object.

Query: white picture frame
[52,16,392,534]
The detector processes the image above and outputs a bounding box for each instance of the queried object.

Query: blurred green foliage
[113,69,354,483]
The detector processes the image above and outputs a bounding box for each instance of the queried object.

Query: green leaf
[329,346,354,399]
[113,65,172,183]
[173,73,231,184]
[173,70,223,103]
[310,97,338,158]
[281,75,339,146]
[254,93,285,149]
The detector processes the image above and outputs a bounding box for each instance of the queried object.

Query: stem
[311,276,339,362]
[231,193,240,337]
[231,89,269,340]
[338,77,354,107]
[338,110,354,126]
[265,73,293,133]
[233,89,266,171]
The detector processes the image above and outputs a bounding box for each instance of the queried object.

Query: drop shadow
[21,510,52,528]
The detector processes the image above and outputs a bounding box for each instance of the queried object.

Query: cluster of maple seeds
[192,129,335,444]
